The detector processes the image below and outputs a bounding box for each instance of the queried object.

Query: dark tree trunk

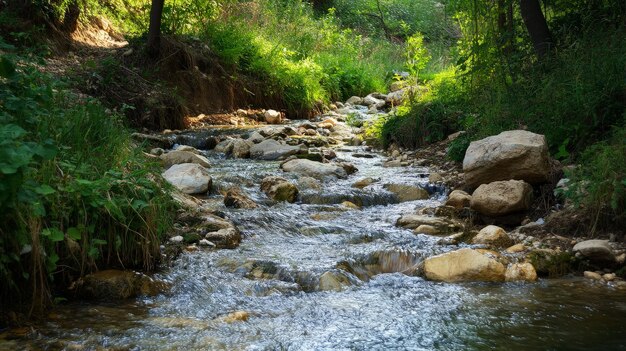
[61,0,80,33]
[147,0,165,57]
[520,0,553,58]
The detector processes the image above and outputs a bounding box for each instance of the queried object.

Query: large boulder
[384,184,429,202]
[260,176,299,203]
[250,139,302,160]
[463,130,551,188]
[470,180,533,217]
[423,248,506,282]
[200,214,242,248]
[281,159,347,179]
[160,150,210,169]
[162,163,212,194]
[573,240,615,264]
[472,225,513,248]
[363,94,386,109]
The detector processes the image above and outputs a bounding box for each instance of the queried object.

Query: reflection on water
[10,128,626,350]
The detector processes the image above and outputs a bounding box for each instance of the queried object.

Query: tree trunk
[147,0,165,57]
[519,0,553,58]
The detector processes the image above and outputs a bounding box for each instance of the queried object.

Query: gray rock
[160,150,210,169]
[162,163,212,194]
[384,184,429,202]
[573,240,615,263]
[463,130,552,188]
[470,180,533,217]
[281,159,347,180]
[250,139,302,160]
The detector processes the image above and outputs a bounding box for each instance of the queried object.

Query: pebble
[169,235,184,243]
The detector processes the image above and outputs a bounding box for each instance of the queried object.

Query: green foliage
[194,0,399,115]
[0,51,177,311]
[404,33,430,80]
[565,124,626,231]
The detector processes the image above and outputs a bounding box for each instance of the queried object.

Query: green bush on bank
[0,46,177,314]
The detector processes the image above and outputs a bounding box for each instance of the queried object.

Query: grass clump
[0,45,177,317]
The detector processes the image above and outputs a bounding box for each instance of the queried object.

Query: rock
[603,273,616,281]
[205,227,240,249]
[160,150,210,169]
[220,311,249,323]
[150,148,165,156]
[384,184,429,202]
[76,270,165,300]
[396,214,460,235]
[230,139,253,158]
[352,177,377,188]
[505,263,538,282]
[264,109,282,124]
[250,139,302,160]
[339,162,358,175]
[247,131,265,143]
[584,271,603,280]
[198,239,215,247]
[223,188,257,209]
[175,145,200,154]
[169,235,184,243]
[384,160,402,168]
[389,81,407,92]
[298,176,321,190]
[506,243,526,253]
[281,159,347,180]
[463,130,551,188]
[363,94,386,109]
[445,190,471,209]
[415,225,439,235]
[447,131,466,141]
[423,248,506,282]
[260,176,299,203]
[470,180,533,216]
[341,201,360,209]
[472,225,513,248]
[429,173,444,183]
[162,163,212,194]
[346,96,363,105]
[214,138,235,154]
[318,270,353,291]
[573,240,615,263]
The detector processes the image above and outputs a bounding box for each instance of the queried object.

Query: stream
[7,121,626,351]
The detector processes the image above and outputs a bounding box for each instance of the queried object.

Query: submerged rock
[260,176,299,203]
[281,159,347,179]
[224,188,258,209]
[162,163,212,194]
[423,248,506,282]
[75,270,167,300]
[318,270,353,292]
[384,184,429,202]
[250,139,302,160]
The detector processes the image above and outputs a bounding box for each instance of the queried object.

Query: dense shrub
[0,48,177,315]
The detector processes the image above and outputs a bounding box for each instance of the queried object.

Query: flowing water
[7,125,626,350]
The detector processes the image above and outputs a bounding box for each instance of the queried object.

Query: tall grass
[0,47,177,317]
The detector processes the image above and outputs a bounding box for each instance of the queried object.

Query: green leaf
[42,228,64,242]
[66,227,81,240]
[35,184,56,196]
[92,239,107,245]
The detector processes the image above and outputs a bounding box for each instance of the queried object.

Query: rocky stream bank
[5,90,626,350]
